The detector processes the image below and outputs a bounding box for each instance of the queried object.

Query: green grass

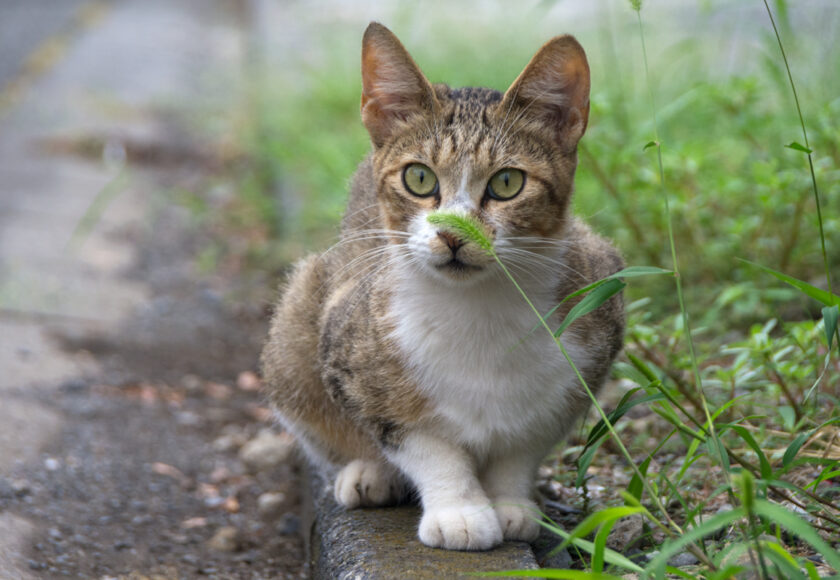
[200,1,839,577]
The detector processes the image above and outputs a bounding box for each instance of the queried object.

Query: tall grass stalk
[632,3,738,504]
[762,0,832,299]
[762,0,840,356]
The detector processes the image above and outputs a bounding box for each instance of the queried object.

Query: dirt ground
[0,194,306,579]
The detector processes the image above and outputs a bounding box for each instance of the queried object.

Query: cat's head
[361,23,590,286]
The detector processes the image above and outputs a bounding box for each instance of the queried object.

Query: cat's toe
[493,497,541,542]
[334,459,399,508]
[418,504,503,551]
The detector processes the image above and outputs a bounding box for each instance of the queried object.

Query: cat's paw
[493,497,541,542]
[418,504,503,551]
[334,459,401,508]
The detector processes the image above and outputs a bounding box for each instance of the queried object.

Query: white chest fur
[389,269,590,456]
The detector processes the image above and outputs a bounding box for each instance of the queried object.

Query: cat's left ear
[361,23,439,147]
[501,35,590,152]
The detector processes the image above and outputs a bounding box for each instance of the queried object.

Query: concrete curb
[301,467,544,579]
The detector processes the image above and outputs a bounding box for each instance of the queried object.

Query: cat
[260,22,625,551]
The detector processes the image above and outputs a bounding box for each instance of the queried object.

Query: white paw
[334,459,401,508]
[493,497,541,542]
[418,503,503,551]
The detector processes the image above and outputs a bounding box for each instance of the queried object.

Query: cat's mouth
[435,258,482,274]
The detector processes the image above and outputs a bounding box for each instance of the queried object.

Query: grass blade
[644,507,747,575]
[557,506,646,551]
[472,570,624,579]
[554,279,626,338]
[739,259,839,306]
[823,305,839,350]
[752,499,840,571]
[726,424,773,479]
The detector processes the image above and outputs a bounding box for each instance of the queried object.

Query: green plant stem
[762,0,839,353]
[635,7,730,485]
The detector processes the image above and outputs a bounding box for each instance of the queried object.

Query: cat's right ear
[361,23,439,147]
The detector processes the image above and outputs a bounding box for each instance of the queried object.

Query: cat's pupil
[418,171,425,183]
[503,173,509,187]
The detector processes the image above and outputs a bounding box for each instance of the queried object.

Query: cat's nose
[437,231,464,255]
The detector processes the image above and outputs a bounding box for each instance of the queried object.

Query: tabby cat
[261,22,625,551]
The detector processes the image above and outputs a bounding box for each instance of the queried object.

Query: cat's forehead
[434,85,502,127]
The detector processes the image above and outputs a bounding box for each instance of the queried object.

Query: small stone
[257,492,286,519]
[48,528,63,541]
[238,429,294,472]
[237,371,261,391]
[113,540,133,551]
[59,379,89,394]
[44,457,61,471]
[212,433,245,453]
[276,513,300,536]
[207,527,241,553]
[668,552,700,567]
[181,374,203,393]
[28,560,46,570]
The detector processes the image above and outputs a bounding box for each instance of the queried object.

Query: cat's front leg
[481,450,544,543]
[334,458,407,508]
[386,431,503,551]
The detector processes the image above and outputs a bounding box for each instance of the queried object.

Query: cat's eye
[487,168,525,200]
[403,164,439,197]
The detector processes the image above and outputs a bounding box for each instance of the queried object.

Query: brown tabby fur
[261,22,624,551]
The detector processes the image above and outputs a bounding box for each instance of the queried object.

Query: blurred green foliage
[239,3,838,326]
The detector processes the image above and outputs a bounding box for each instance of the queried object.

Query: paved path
[0,2,304,578]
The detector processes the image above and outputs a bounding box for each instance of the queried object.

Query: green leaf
[529,266,671,338]
[705,431,730,471]
[558,506,646,551]
[627,455,652,501]
[823,305,839,349]
[783,432,810,467]
[778,406,796,431]
[739,259,840,306]
[592,518,617,573]
[610,265,673,278]
[471,570,625,579]
[752,499,840,571]
[760,542,807,580]
[707,566,747,580]
[538,521,644,573]
[575,443,601,487]
[785,141,813,154]
[643,140,657,150]
[554,278,626,337]
[737,469,756,512]
[626,352,659,383]
[727,425,773,479]
[586,392,665,445]
[645,507,747,575]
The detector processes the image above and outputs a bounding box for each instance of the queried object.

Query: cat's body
[261,23,625,551]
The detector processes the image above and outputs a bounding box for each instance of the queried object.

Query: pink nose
[437,231,464,254]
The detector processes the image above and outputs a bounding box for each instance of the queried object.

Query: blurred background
[0,0,837,577]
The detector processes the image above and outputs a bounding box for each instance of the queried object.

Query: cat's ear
[501,35,590,151]
[361,23,439,147]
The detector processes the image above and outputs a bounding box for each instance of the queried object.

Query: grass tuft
[426,211,494,254]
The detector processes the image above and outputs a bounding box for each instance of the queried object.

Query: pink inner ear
[504,36,591,148]
[360,31,437,145]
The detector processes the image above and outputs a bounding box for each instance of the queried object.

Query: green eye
[487,168,525,200]
[403,164,439,197]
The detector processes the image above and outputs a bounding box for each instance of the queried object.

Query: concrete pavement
[0,1,248,577]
